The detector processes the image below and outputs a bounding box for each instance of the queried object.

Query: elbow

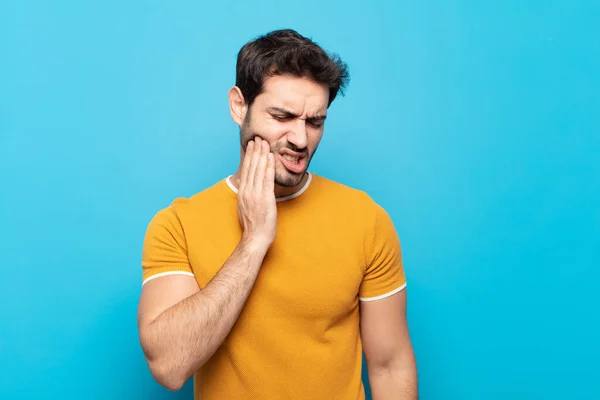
[147,357,188,391]
[139,328,189,391]
[368,352,417,377]
[139,326,206,391]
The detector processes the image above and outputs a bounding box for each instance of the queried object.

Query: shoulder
[311,173,383,215]
[149,178,231,223]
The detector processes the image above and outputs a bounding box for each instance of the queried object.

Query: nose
[286,119,309,150]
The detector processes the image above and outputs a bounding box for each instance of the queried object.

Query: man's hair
[235,29,350,108]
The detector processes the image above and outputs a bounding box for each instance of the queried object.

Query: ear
[228,86,247,126]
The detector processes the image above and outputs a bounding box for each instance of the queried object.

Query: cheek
[242,117,279,145]
[308,131,323,149]
[256,119,287,141]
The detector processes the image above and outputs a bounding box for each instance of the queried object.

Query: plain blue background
[1,0,599,399]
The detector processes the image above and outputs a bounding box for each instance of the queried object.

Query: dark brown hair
[235,29,350,108]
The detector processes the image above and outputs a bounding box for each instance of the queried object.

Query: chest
[187,220,366,324]
[252,233,365,321]
[184,195,371,325]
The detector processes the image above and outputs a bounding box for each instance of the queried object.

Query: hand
[237,137,277,252]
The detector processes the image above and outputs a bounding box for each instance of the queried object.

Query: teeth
[282,155,299,163]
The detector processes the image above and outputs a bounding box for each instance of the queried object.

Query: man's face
[239,74,329,188]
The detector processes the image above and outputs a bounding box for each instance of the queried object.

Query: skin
[228,74,328,197]
[137,137,276,391]
[136,73,417,398]
[361,293,418,399]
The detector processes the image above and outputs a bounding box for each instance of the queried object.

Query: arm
[137,239,268,390]
[360,289,418,399]
[137,137,276,391]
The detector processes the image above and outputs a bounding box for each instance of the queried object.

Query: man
[137,29,418,399]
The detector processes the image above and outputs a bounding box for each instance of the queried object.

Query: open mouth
[278,153,307,174]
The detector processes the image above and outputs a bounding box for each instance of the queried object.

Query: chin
[275,169,306,187]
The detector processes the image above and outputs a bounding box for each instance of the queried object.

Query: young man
[137,29,418,399]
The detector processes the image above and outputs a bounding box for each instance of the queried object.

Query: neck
[230,167,310,198]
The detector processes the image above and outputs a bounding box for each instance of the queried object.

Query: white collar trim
[226,172,312,202]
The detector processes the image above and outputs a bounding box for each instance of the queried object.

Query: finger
[265,152,275,195]
[246,137,262,191]
[239,140,254,193]
[254,140,269,193]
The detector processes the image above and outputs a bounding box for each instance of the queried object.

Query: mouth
[277,152,308,174]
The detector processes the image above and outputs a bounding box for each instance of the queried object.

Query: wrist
[239,235,271,256]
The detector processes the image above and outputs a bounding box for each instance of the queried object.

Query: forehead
[256,74,329,115]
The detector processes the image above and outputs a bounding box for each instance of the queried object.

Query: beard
[240,115,316,188]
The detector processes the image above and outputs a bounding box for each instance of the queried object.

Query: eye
[273,115,290,121]
[308,121,323,128]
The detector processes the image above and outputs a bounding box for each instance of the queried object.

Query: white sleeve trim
[142,271,195,286]
[359,282,407,302]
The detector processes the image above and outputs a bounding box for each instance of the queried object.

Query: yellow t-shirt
[141,172,407,400]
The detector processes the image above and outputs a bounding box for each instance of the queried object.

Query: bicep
[360,289,412,369]
[137,274,200,328]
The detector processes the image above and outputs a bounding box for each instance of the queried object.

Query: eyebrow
[267,107,327,122]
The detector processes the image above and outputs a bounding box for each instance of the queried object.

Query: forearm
[141,239,267,389]
[368,361,418,400]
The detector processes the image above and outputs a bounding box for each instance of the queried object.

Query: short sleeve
[359,204,407,301]
[141,205,194,286]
